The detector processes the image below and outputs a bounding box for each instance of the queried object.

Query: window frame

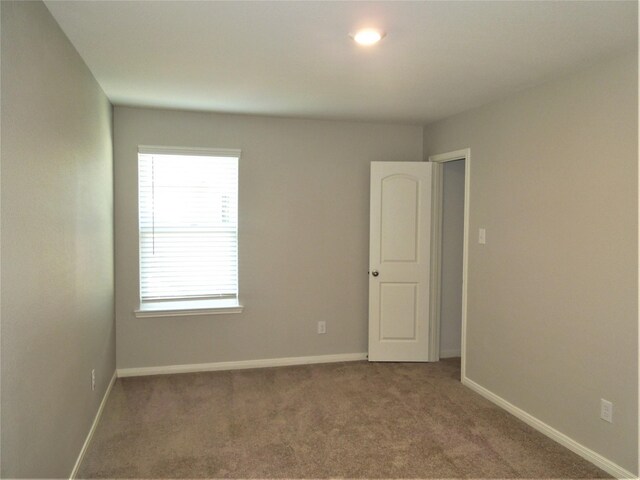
[134,145,243,318]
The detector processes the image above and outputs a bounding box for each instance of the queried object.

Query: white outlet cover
[600,399,613,423]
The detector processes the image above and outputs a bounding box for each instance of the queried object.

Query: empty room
[1,1,638,478]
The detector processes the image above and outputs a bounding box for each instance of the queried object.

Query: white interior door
[368,162,433,362]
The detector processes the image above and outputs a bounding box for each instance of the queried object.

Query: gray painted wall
[1,1,115,477]
[2,2,634,475]
[440,160,465,357]
[423,53,638,473]
[114,106,422,369]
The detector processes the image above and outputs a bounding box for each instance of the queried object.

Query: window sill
[135,299,243,318]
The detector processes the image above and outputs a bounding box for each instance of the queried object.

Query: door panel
[381,176,419,262]
[380,283,418,340]
[369,162,433,362]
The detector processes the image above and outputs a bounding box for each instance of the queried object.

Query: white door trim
[427,148,470,379]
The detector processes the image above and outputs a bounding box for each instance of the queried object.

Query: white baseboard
[117,352,368,378]
[70,371,117,480]
[440,348,461,358]
[462,376,636,479]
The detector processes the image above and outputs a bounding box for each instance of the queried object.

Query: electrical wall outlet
[91,369,96,391]
[600,399,613,423]
[317,321,326,334]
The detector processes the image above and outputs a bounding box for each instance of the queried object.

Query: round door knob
[371,270,379,277]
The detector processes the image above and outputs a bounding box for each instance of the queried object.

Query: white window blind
[138,149,239,306]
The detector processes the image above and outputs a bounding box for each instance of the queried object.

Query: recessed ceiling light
[352,29,385,46]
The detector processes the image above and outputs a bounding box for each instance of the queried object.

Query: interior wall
[0,1,115,477]
[114,106,423,369]
[423,52,638,473]
[440,159,465,358]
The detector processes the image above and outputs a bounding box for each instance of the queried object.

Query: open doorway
[439,159,465,358]
[428,149,470,378]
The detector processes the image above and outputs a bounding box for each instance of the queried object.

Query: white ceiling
[44,1,637,125]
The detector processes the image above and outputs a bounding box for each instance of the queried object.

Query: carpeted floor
[78,358,610,479]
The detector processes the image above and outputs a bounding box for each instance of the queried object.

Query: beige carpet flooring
[78,358,610,479]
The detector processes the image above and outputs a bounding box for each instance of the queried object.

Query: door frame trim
[427,148,470,380]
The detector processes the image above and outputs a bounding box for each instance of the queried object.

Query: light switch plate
[600,399,613,423]
[479,228,486,244]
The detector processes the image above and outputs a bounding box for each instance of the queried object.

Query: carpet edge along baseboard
[116,352,369,377]
[462,376,636,480]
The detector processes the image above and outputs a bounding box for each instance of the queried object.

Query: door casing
[428,148,471,379]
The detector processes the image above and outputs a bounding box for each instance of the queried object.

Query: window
[135,147,242,317]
